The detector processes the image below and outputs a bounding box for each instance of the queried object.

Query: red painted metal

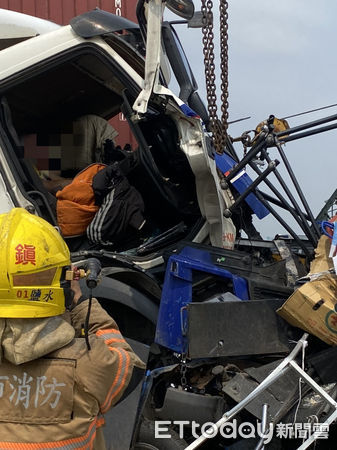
[0,0,139,148]
[35,0,48,18]
[76,0,89,17]
[0,0,138,24]
[48,1,62,23]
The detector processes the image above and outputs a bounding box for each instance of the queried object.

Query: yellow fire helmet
[0,208,71,318]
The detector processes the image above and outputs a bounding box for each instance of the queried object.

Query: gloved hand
[71,280,83,306]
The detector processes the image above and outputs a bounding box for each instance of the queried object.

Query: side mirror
[166,0,195,20]
[168,11,212,29]
[187,11,208,28]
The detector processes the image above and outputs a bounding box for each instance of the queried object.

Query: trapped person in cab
[24,114,119,194]
[0,208,145,448]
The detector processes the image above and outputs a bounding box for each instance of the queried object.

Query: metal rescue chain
[180,355,188,389]
[201,0,229,154]
[219,0,229,131]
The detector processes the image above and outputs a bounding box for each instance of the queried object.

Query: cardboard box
[309,235,333,275]
[277,274,337,346]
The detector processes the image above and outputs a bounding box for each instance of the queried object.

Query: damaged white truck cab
[0,7,241,448]
[0,6,329,450]
[0,3,237,262]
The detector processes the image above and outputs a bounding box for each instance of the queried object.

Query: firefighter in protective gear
[0,208,145,448]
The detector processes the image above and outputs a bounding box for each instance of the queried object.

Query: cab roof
[0,8,59,50]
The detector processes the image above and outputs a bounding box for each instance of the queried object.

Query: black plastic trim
[70,8,139,38]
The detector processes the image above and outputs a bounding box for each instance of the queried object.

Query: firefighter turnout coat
[0,298,145,449]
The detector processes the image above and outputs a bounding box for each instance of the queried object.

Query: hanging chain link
[180,356,188,388]
[219,0,229,131]
[201,0,229,154]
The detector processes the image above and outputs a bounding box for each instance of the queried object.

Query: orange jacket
[56,164,106,237]
[0,299,145,449]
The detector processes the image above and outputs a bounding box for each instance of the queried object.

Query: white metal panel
[0,25,143,88]
[0,8,60,38]
[0,170,14,213]
[0,146,33,213]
